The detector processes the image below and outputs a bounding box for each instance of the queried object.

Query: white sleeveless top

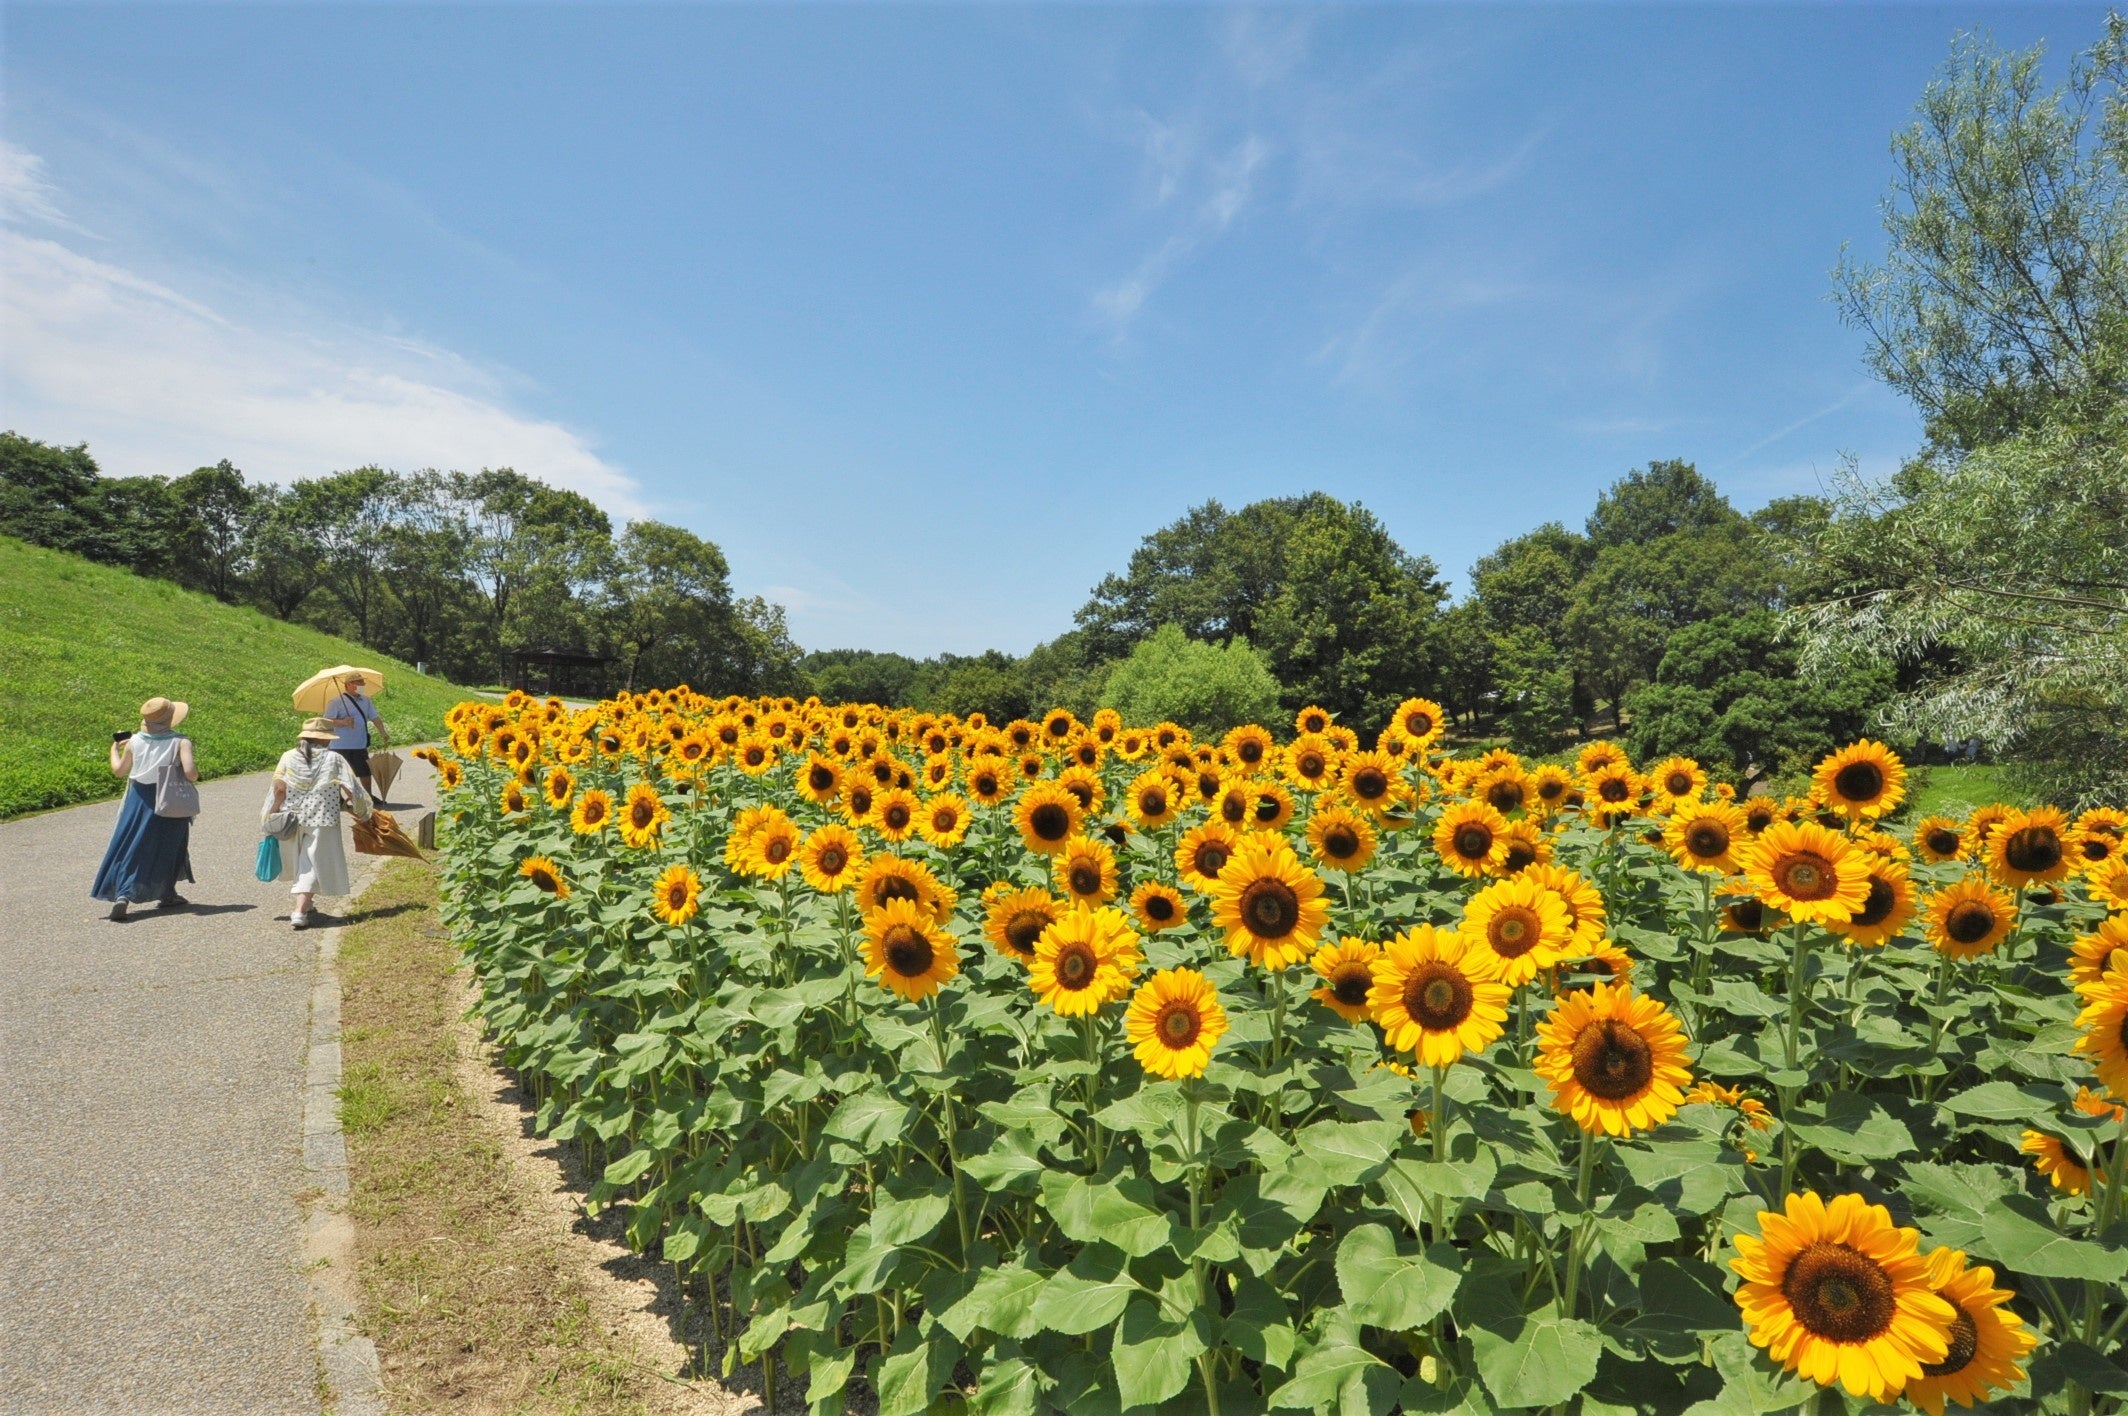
[128,732,187,783]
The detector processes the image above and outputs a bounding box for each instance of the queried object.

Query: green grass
[0,537,476,818]
[1903,762,2034,820]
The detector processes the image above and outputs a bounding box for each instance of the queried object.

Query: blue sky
[2,4,2110,655]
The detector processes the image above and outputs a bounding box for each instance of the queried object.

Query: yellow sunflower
[860,786,913,842]
[1497,818,1551,873]
[1309,937,1382,1022]
[1175,820,1242,894]
[1130,881,1187,934]
[739,816,803,880]
[1741,820,1870,925]
[1028,905,1142,1015]
[1305,804,1379,873]
[799,823,864,894]
[1533,984,1692,1136]
[542,766,575,810]
[1831,860,1918,949]
[1210,777,1255,829]
[1205,834,1331,971]
[1053,835,1120,907]
[1367,924,1511,1067]
[500,780,531,815]
[917,792,971,849]
[841,780,878,826]
[1222,723,1276,773]
[1664,800,1748,875]
[1729,1191,1955,1403]
[1056,763,1105,817]
[2069,917,2128,987]
[1582,762,1642,820]
[855,854,952,922]
[1912,815,1967,864]
[519,855,570,899]
[798,753,844,805]
[1460,875,1573,987]
[1923,876,2017,960]
[2072,954,2128,1101]
[650,863,702,927]
[1648,756,1708,806]
[1339,750,1408,816]
[1126,769,1181,830]
[1556,941,1637,994]
[1902,1248,2038,1416]
[1385,697,1443,750]
[2072,825,2123,876]
[1813,740,1907,822]
[571,786,614,834]
[983,885,1062,964]
[1524,764,1572,816]
[2018,1130,2090,1196]
[1515,863,1606,954]
[1282,734,1340,792]
[1125,967,1228,1079]
[965,761,1010,807]
[1434,799,1511,878]
[619,781,669,849]
[1985,805,2073,887]
[2090,858,2128,912]
[733,732,778,776]
[1012,781,1083,856]
[1249,781,1298,833]
[862,897,960,1002]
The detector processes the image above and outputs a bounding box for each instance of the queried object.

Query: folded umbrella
[293,665,387,715]
[370,749,403,799]
[352,809,424,859]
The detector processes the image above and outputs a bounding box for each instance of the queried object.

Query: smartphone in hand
[113,730,133,743]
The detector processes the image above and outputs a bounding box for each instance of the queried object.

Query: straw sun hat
[298,717,338,743]
[139,696,189,730]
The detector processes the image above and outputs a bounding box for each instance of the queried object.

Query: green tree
[0,432,106,557]
[168,460,257,602]
[1835,19,2128,452]
[246,484,327,622]
[1099,623,1282,738]
[606,520,744,692]
[1795,427,2128,801]
[1489,627,1577,755]
[1630,611,1894,783]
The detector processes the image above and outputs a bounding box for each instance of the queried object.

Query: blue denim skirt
[90,780,195,903]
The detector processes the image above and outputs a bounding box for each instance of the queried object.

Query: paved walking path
[0,758,434,1414]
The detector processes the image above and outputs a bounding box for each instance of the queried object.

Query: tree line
[0,440,805,696]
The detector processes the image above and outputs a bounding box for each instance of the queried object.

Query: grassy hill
[0,537,477,818]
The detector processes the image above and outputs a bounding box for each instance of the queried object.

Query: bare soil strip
[337,860,754,1415]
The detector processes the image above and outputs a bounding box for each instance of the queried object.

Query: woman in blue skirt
[91,696,200,921]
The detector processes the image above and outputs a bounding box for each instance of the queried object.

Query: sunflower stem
[1429,1064,1449,1242]
[1561,1128,1597,1319]
[1185,1080,1224,1416]
[928,995,973,1261]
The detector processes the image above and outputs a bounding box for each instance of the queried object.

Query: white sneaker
[291,912,309,930]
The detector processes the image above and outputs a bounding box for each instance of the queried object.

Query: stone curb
[300,853,390,1416]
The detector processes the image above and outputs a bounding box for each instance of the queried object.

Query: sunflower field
[427,690,2128,1414]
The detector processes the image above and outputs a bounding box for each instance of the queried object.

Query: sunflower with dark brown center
[1922,876,2015,959]
[519,855,570,899]
[1812,740,1907,822]
[1012,781,1083,856]
[1305,803,1378,873]
[1125,967,1228,1078]
[1053,835,1119,905]
[1174,821,1241,893]
[1460,875,1573,985]
[983,886,1060,963]
[800,824,864,893]
[1206,835,1330,970]
[1741,820,1869,925]
[1984,805,2072,886]
[1308,937,1383,1022]
[1130,881,1187,934]
[1664,801,1747,875]
[1730,1192,1955,1403]
[1028,905,1141,1015]
[1534,984,1691,1136]
[1832,863,1915,948]
[863,898,958,1002]
[1434,800,1510,878]
[1367,925,1509,1066]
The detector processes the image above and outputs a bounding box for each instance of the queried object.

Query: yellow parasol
[292,666,386,715]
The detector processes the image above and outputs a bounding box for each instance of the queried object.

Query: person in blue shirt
[322,674,382,799]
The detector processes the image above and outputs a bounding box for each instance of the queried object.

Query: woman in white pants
[269,717,372,928]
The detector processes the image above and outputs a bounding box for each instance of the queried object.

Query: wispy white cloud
[1094,133,1268,337]
[1314,262,1532,388]
[1221,10,1313,89]
[0,140,642,516]
[0,141,83,232]
[1717,383,1875,469]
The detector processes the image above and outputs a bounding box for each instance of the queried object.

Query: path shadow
[180,902,257,917]
[335,901,424,928]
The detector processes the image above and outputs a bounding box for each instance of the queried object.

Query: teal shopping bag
[255,833,282,882]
